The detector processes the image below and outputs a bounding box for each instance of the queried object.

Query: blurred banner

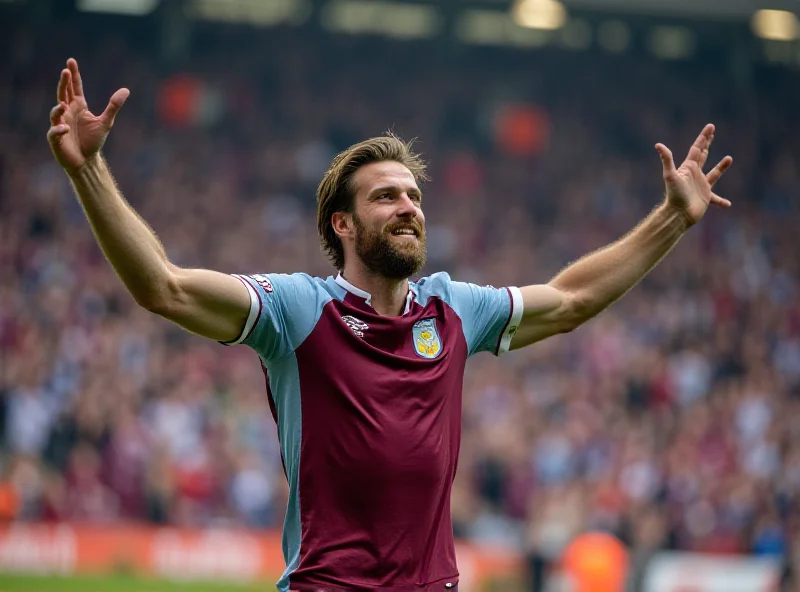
[0,523,523,589]
[642,551,782,592]
[0,523,784,590]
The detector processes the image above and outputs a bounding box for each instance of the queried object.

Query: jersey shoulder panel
[228,273,334,362]
[415,272,518,357]
[412,272,455,308]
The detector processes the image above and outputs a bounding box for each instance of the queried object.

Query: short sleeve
[221,273,330,362]
[448,280,524,356]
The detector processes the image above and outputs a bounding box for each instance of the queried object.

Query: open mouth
[389,227,419,238]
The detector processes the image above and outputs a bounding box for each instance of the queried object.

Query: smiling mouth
[389,227,419,237]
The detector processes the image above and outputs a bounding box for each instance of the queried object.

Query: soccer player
[47,59,732,591]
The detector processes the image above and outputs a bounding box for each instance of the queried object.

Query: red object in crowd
[494,104,550,157]
[157,74,203,127]
[561,531,628,592]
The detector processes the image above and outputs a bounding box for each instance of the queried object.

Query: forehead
[352,161,418,197]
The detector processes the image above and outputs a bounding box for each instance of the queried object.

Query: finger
[49,102,67,126]
[47,124,70,144]
[656,143,676,177]
[99,88,130,129]
[706,155,733,187]
[65,69,74,103]
[710,193,731,208]
[699,142,711,168]
[686,124,715,166]
[67,58,84,97]
[57,69,70,103]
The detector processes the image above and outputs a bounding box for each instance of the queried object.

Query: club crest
[413,318,442,359]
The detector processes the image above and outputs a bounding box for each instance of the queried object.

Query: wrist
[67,153,104,182]
[659,200,694,232]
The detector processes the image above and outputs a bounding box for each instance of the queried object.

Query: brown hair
[316,133,429,270]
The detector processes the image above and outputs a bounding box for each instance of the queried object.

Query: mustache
[384,221,424,237]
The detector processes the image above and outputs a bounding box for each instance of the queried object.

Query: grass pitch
[0,574,274,592]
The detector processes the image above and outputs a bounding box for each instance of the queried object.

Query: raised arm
[510,124,733,349]
[47,58,249,342]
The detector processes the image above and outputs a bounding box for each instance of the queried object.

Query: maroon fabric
[290,585,457,591]
[288,294,466,590]
[263,364,288,479]
[289,585,458,591]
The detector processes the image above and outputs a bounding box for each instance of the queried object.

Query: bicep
[153,265,252,343]
[511,284,578,349]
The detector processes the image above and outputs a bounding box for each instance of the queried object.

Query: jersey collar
[335,274,417,315]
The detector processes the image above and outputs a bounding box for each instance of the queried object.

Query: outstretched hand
[47,58,130,175]
[656,124,733,227]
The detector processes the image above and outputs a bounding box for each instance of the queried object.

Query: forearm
[68,154,173,308]
[550,202,689,321]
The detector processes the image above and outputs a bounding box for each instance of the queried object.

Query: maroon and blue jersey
[224,272,523,591]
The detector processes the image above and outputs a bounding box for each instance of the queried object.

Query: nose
[395,193,418,218]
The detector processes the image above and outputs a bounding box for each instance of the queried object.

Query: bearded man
[47,58,733,592]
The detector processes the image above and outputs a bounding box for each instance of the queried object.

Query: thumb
[100,88,130,129]
[656,143,676,178]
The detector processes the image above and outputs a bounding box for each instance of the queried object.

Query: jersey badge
[413,318,442,359]
[342,315,369,338]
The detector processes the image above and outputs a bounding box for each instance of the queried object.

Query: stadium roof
[32,0,797,23]
[4,0,799,64]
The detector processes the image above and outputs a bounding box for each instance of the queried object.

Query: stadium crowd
[1,12,799,588]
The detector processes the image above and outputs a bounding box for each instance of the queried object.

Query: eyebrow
[369,185,422,197]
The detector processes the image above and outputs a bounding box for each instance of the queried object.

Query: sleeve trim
[496,286,524,355]
[221,275,261,346]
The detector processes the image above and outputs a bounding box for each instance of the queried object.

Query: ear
[331,211,353,239]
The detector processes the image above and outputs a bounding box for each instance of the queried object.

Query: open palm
[655,124,733,226]
[47,58,129,175]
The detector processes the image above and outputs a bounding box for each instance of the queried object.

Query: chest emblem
[342,315,369,338]
[413,318,442,359]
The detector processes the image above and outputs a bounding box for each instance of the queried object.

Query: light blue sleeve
[222,273,331,362]
[421,272,523,357]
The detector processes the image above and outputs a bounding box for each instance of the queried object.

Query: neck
[340,261,410,317]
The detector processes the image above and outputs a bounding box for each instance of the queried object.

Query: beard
[352,213,427,280]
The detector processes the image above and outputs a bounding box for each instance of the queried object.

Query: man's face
[349,161,426,280]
